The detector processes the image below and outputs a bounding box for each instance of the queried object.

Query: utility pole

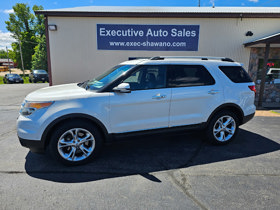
[18,39,25,77]
[198,0,200,7]
[6,46,11,74]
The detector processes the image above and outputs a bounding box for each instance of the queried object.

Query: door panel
[169,85,222,126]
[109,89,171,133]
[109,65,171,133]
[167,65,223,127]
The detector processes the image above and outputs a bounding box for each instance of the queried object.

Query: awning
[244,32,280,47]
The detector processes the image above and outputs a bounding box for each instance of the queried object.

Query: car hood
[25,83,95,101]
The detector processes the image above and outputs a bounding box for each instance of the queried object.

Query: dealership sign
[97,24,200,51]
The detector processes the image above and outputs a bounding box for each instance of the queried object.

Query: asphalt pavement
[0,83,279,210]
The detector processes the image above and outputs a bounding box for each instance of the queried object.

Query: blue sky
[1,0,280,49]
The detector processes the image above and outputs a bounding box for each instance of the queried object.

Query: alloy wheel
[57,128,95,162]
[213,115,236,142]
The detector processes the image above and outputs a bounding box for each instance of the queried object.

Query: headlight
[20,101,54,116]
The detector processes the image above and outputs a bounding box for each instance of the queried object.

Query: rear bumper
[18,137,45,153]
[242,112,255,125]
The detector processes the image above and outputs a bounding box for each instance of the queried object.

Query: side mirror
[113,83,131,93]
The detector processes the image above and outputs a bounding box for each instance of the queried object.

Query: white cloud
[248,0,259,3]
[3,9,14,14]
[0,30,16,50]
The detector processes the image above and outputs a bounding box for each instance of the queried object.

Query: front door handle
[152,94,167,100]
[208,90,219,95]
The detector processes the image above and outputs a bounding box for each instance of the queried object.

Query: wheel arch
[41,113,109,150]
[206,103,245,126]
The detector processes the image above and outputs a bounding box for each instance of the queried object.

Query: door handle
[152,94,167,100]
[208,90,219,95]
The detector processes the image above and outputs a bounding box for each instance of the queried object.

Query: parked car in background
[3,74,24,84]
[256,68,280,84]
[29,70,49,83]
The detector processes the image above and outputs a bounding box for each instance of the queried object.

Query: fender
[41,113,109,148]
[206,103,244,126]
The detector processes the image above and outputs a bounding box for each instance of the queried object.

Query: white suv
[17,56,256,165]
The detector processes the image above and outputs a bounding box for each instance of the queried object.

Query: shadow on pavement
[25,129,280,183]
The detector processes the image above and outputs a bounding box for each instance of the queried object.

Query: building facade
[37,6,280,107]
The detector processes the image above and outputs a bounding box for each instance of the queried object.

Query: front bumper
[19,137,45,153]
[35,77,48,82]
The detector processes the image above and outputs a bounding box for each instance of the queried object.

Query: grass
[270,110,280,115]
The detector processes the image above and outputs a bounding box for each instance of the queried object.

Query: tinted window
[167,65,215,87]
[34,70,47,74]
[8,74,20,78]
[123,65,167,90]
[270,70,280,74]
[219,66,252,83]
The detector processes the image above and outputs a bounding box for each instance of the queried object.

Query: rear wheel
[48,120,103,165]
[206,111,239,145]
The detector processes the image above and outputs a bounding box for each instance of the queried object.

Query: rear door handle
[208,90,219,95]
[152,94,167,100]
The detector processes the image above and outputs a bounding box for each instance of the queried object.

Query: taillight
[248,85,256,94]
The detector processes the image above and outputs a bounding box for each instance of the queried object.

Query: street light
[18,38,25,77]
[6,46,11,74]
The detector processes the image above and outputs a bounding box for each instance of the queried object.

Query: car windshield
[79,65,134,90]
[8,74,20,78]
[34,70,47,74]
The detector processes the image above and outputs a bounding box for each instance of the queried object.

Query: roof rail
[150,56,234,62]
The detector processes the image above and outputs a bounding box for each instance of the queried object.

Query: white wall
[48,16,280,85]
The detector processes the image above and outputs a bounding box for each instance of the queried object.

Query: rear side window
[219,66,252,83]
[167,65,215,88]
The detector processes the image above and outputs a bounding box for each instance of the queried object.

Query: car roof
[120,57,241,66]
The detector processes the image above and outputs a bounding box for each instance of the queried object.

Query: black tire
[48,120,103,166]
[206,110,239,145]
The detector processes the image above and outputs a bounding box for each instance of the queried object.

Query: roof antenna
[211,0,215,8]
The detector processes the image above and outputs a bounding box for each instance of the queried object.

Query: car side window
[167,65,215,87]
[123,65,167,90]
[219,66,253,83]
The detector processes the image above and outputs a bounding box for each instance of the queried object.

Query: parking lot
[0,83,279,210]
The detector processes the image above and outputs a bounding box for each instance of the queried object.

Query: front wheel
[48,120,103,165]
[206,111,239,145]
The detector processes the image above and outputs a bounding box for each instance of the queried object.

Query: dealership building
[36,6,280,107]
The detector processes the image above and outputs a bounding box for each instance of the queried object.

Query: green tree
[33,5,45,37]
[0,49,14,59]
[0,50,6,58]
[32,35,47,70]
[5,3,44,70]
[31,5,47,70]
